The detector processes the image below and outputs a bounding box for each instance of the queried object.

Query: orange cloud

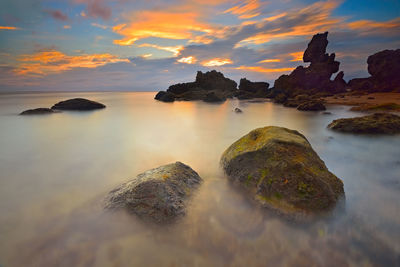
[258,59,281,63]
[138,43,184,56]
[239,1,342,45]
[63,25,71,29]
[347,18,400,36]
[15,50,129,76]
[202,58,233,66]
[223,0,261,19]
[289,52,303,62]
[177,56,197,64]
[0,26,19,30]
[113,11,215,45]
[235,66,295,73]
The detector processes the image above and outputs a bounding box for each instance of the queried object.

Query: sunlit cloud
[202,58,233,67]
[112,11,215,45]
[235,66,295,73]
[258,59,281,63]
[177,56,197,64]
[347,18,400,36]
[138,43,184,56]
[91,23,108,29]
[223,0,262,19]
[63,25,71,29]
[289,52,303,62]
[0,26,20,30]
[141,54,152,58]
[15,50,129,76]
[80,11,86,17]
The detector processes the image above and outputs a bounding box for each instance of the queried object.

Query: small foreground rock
[20,108,55,115]
[51,98,106,110]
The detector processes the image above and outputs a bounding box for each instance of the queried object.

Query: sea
[0,92,399,266]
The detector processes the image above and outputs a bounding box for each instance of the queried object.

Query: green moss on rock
[221,126,344,218]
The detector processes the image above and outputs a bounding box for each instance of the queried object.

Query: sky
[0,0,399,91]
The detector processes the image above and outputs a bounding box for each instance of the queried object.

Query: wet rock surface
[220,126,344,219]
[105,162,202,223]
[328,113,400,134]
[51,98,106,110]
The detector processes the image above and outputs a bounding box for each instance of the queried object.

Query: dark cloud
[77,0,112,20]
[45,9,69,21]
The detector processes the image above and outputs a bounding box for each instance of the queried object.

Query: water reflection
[0,92,399,266]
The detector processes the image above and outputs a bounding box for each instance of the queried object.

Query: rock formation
[105,162,202,223]
[236,78,269,99]
[220,126,344,219]
[269,32,347,104]
[155,70,237,103]
[328,113,400,134]
[349,49,400,93]
[20,108,55,115]
[51,98,106,110]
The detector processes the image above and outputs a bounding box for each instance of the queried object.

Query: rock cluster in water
[236,78,269,99]
[348,49,400,93]
[155,70,237,103]
[220,126,344,219]
[328,113,400,134]
[105,162,202,223]
[269,32,346,106]
[20,98,106,115]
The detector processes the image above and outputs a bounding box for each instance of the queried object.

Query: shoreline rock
[220,126,344,219]
[104,162,202,223]
[236,78,269,99]
[51,98,106,110]
[328,113,400,134]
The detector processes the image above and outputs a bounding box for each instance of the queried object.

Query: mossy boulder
[328,113,400,134]
[105,162,202,223]
[220,126,344,218]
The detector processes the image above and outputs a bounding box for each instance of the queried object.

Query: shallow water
[0,92,399,266]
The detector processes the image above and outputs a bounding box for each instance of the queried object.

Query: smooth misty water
[0,92,399,266]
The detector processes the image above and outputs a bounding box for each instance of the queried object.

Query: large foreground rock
[51,98,106,110]
[105,162,202,223]
[328,113,400,134]
[349,49,400,93]
[20,108,55,115]
[269,32,346,103]
[155,70,237,103]
[220,126,344,218]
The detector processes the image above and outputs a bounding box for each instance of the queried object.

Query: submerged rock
[220,126,344,218]
[20,108,55,115]
[105,162,202,223]
[297,100,326,111]
[155,70,237,103]
[328,113,400,134]
[51,98,105,110]
[234,107,243,113]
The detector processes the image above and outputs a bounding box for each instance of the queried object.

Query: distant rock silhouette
[51,98,106,110]
[20,108,55,115]
[297,100,326,111]
[236,78,269,99]
[269,32,346,106]
[155,70,237,103]
[349,49,400,93]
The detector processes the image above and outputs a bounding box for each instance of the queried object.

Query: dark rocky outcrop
[220,126,344,219]
[349,49,400,93]
[269,32,346,105]
[328,113,400,134]
[51,98,106,110]
[105,162,202,223]
[236,78,269,99]
[155,70,237,103]
[297,100,326,111]
[20,108,55,115]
